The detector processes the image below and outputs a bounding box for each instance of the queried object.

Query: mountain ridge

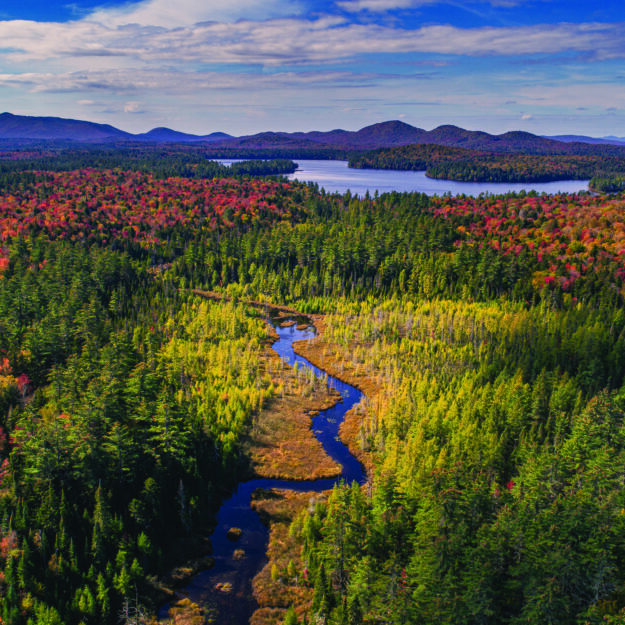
[133,127,232,142]
[544,134,625,146]
[1,112,624,156]
[0,112,131,141]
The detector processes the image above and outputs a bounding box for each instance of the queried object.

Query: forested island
[0,147,297,179]
[2,149,625,625]
[349,143,625,184]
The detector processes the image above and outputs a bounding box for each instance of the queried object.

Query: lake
[285,160,590,197]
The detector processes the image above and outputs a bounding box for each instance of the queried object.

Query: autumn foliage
[0,169,292,254]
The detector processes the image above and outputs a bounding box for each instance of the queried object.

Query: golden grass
[247,383,342,480]
[160,555,215,589]
[226,527,242,541]
[246,318,343,481]
[292,315,378,475]
[251,489,324,625]
[165,598,206,625]
[193,289,344,481]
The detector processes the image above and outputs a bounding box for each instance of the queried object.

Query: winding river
[163,316,365,623]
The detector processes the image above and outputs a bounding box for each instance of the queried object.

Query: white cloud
[123,100,143,112]
[0,18,623,68]
[0,68,388,94]
[521,113,533,120]
[337,0,416,11]
[87,0,304,28]
[0,7,623,136]
[337,0,528,12]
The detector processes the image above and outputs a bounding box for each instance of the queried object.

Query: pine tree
[284,606,298,625]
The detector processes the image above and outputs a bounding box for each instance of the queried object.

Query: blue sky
[0,0,623,136]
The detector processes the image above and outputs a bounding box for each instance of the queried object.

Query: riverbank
[292,316,378,475]
[195,293,377,475]
[251,489,322,625]
[190,292,352,480]
[248,315,375,625]
[246,316,343,481]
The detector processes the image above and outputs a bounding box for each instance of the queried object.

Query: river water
[162,317,365,623]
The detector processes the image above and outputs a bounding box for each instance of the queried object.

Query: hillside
[0,112,132,141]
[212,122,625,155]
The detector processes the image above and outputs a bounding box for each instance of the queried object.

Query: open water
[285,159,590,197]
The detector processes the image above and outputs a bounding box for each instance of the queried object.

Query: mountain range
[0,113,230,143]
[1,112,624,155]
[544,134,625,146]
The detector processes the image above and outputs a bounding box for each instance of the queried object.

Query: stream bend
[165,318,366,623]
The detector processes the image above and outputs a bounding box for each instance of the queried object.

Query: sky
[0,0,623,136]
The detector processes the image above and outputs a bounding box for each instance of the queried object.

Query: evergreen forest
[1,148,625,625]
[349,144,625,184]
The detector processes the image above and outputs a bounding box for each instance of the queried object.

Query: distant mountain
[423,126,566,154]
[0,113,230,144]
[134,127,232,142]
[212,122,625,155]
[294,120,426,148]
[216,131,329,149]
[216,120,427,150]
[545,134,625,147]
[0,112,132,141]
[353,120,427,145]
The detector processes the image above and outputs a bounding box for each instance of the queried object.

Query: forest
[590,176,625,193]
[1,151,625,625]
[349,144,625,183]
[0,147,297,179]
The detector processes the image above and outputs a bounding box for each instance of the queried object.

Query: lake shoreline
[285,159,590,197]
